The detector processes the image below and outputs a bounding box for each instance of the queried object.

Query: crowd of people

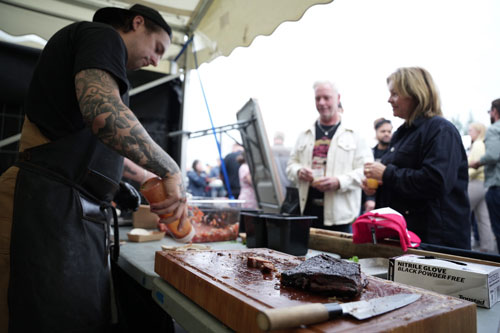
[187,68,499,255]
[187,133,290,210]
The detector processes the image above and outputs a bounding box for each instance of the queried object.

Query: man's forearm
[123,158,157,184]
[103,111,179,178]
[75,69,179,178]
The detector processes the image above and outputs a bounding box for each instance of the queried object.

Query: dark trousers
[485,186,500,250]
[303,197,352,233]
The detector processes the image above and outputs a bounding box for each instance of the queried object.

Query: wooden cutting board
[154,249,476,332]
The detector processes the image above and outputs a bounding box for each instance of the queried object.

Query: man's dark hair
[93,4,172,37]
[192,159,200,170]
[492,98,500,112]
[99,10,162,34]
[374,118,391,130]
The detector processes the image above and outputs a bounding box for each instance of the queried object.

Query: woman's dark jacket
[376,116,471,249]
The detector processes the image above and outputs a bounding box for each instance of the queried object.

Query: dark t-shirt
[308,121,339,201]
[25,21,129,141]
[373,146,389,160]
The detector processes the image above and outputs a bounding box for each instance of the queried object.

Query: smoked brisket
[280,254,365,297]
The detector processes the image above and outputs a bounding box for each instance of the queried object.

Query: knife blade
[256,293,420,331]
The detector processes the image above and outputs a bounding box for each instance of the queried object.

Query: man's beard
[378,138,391,147]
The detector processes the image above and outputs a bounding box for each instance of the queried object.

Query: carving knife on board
[256,293,421,331]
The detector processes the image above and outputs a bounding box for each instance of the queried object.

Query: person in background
[363,67,471,249]
[287,80,373,232]
[271,131,291,199]
[208,158,226,197]
[338,101,344,115]
[0,4,187,331]
[470,98,500,253]
[237,152,258,209]
[372,118,393,160]
[467,122,497,253]
[361,118,393,213]
[221,143,244,198]
[187,159,209,197]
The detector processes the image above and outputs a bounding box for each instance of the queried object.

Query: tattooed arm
[75,69,187,225]
[122,158,157,185]
[75,68,179,178]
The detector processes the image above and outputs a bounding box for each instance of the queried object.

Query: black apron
[9,127,123,333]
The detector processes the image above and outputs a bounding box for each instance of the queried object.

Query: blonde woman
[468,122,497,252]
[362,67,471,249]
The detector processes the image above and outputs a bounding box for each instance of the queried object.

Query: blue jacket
[376,116,471,249]
[187,170,208,197]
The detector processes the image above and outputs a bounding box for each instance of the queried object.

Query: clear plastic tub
[187,198,244,243]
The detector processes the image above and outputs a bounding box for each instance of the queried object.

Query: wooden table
[117,226,500,332]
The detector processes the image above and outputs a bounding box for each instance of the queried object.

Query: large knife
[257,293,420,331]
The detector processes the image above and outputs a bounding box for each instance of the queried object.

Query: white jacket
[286,121,373,226]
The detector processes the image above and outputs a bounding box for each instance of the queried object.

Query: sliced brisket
[280,254,365,297]
[247,256,276,273]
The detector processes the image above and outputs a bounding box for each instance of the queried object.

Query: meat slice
[247,256,276,273]
[280,254,364,297]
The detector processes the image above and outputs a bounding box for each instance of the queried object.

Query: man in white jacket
[286,81,373,231]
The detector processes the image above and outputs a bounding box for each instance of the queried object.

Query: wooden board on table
[308,228,500,267]
[154,248,476,333]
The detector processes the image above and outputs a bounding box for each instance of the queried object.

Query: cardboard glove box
[388,254,500,308]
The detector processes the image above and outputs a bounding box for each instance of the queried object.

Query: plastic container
[263,214,317,256]
[140,177,194,242]
[238,209,263,234]
[187,198,244,243]
[241,212,267,248]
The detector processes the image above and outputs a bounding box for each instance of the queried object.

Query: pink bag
[352,207,421,252]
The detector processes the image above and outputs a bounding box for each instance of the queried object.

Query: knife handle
[257,303,342,331]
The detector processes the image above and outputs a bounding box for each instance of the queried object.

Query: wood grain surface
[155,248,476,332]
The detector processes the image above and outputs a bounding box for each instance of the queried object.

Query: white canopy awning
[0,0,333,72]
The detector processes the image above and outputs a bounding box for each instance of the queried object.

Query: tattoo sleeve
[75,69,180,177]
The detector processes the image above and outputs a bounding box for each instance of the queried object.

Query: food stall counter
[116,226,500,332]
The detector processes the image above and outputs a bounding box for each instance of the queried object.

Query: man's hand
[311,176,340,192]
[364,200,376,213]
[364,161,386,181]
[150,173,188,230]
[113,181,141,212]
[361,178,377,196]
[469,160,481,169]
[298,167,314,182]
